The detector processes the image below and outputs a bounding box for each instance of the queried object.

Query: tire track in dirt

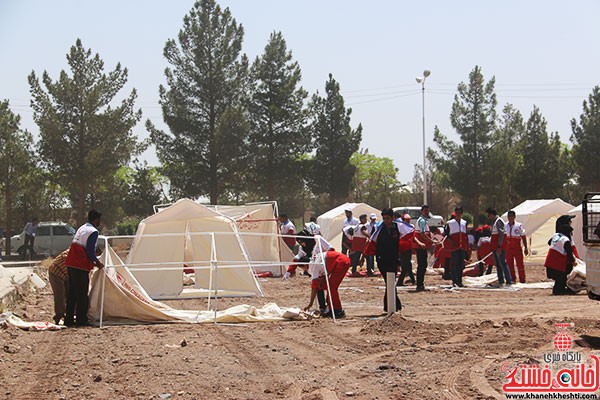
[7,332,64,399]
[470,357,503,400]
[440,363,469,400]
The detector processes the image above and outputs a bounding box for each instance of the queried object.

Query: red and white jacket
[64,223,99,272]
[506,221,526,250]
[544,233,573,272]
[444,219,468,252]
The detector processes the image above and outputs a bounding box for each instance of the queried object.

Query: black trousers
[415,248,428,287]
[398,250,415,284]
[377,260,402,312]
[65,267,90,325]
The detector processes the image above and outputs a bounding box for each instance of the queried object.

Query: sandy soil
[2,264,600,400]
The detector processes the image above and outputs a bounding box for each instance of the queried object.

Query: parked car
[9,221,76,257]
[392,206,444,228]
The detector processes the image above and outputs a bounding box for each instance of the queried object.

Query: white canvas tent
[501,198,575,263]
[88,245,305,325]
[127,199,263,299]
[207,202,294,276]
[318,203,380,248]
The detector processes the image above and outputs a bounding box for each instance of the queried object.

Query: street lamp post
[416,69,431,205]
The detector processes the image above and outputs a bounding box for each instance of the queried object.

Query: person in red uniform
[303,249,350,318]
[505,210,529,283]
[545,220,576,295]
[64,209,104,327]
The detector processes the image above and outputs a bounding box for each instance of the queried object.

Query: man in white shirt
[341,208,359,255]
[365,213,378,276]
[23,217,39,259]
[278,213,296,251]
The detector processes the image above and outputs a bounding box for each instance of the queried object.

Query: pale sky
[1,0,599,183]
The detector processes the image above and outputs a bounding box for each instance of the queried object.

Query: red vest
[64,223,98,272]
[445,219,468,251]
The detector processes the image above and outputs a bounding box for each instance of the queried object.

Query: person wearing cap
[362,208,412,312]
[555,215,580,258]
[545,217,577,295]
[364,213,378,276]
[341,209,359,255]
[505,210,529,283]
[415,205,436,291]
[64,209,104,327]
[475,225,495,275]
[444,207,469,287]
[486,208,512,287]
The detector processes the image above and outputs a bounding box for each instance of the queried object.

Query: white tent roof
[317,202,380,246]
[207,202,294,276]
[127,199,263,299]
[502,198,575,262]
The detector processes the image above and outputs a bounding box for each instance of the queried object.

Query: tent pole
[212,233,219,324]
[99,237,107,328]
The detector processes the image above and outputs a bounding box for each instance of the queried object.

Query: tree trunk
[4,186,11,257]
[77,182,86,226]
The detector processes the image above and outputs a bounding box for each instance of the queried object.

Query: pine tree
[0,100,36,255]
[148,0,249,203]
[29,39,142,224]
[308,74,362,207]
[571,86,600,191]
[247,31,309,201]
[433,66,496,217]
[515,106,567,199]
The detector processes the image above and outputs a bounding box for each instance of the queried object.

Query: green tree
[120,163,167,218]
[0,101,35,255]
[571,86,600,191]
[350,150,402,209]
[433,66,496,217]
[515,106,567,199]
[247,31,309,201]
[308,74,362,208]
[148,0,249,204]
[29,39,142,225]
[487,104,526,209]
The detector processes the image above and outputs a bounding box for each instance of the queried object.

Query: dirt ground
[2,263,600,400]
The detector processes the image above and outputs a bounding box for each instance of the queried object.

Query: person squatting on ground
[444,207,469,287]
[303,249,350,318]
[544,215,577,295]
[341,208,359,255]
[64,209,104,327]
[23,217,39,259]
[475,225,494,275]
[415,205,436,291]
[48,249,69,325]
[505,210,529,283]
[362,208,403,312]
[487,208,512,287]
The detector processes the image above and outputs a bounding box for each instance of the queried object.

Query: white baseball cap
[369,213,377,219]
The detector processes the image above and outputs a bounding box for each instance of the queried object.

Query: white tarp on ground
[88,246,306,324]
[127,199,263,299]
[318,203,380,248]
[501,198,575,263]
[207,202,294,276]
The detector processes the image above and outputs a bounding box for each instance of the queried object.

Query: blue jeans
[451,250,466,286]
[493,249,512,285]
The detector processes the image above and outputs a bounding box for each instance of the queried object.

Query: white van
[10,221,76,257]
[392,206,444,228]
